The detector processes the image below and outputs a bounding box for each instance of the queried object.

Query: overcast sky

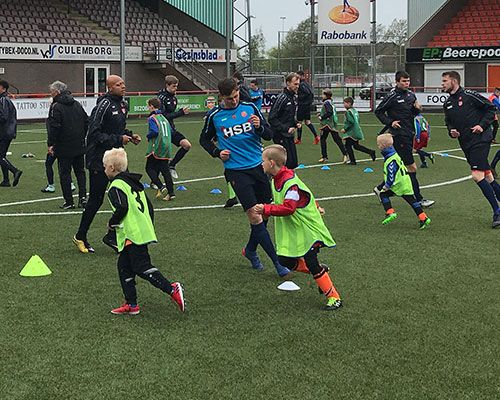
[243,0,407,49]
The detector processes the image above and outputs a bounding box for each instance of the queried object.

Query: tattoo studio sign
[13,97,97,120]
[318,0,371,45]
[0,42,143,61]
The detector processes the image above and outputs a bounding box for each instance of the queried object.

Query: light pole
[278,16,286,72]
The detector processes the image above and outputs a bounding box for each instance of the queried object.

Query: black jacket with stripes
[443,87,496,150]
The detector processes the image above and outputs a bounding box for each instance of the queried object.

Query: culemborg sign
[318,0,371,45]
[0,42,143,61]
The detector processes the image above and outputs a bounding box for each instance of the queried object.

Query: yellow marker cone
[19,255,52,277]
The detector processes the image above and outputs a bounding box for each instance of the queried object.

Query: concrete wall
[0,61,183,94]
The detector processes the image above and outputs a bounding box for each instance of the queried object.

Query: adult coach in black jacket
[441,70,500,228]
[269,73,300,169]
[375,71,434,208]
[296,70,319,144]
[46,81,88,209]
[0,80,22,187]
[157,75,191,179]
[73,75,141,253]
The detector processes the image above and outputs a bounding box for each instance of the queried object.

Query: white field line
[0,144,475,217]
[0,175,472,217]
[16,122,454,135]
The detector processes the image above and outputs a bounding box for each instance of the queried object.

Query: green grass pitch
[1,112,499,400]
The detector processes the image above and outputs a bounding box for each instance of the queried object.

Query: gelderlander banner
[318,0,371,45]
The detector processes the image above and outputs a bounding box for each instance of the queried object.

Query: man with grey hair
[46,80,88,209]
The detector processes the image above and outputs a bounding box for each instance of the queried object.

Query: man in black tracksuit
[157,75,191,179]
[375,71,434,208]
[73,75,141,253]
[46,81,88,209]
[269,73,300,169]
[233,71,252,103]
[441,70,500,228]
[296,70,319,144]
[0,79,22,187]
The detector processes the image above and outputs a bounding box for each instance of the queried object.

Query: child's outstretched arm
[383,160,399,191]
[108,187,129,229]
[255,185,309,217]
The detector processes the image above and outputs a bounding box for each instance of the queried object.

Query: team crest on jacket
[241,111,247,117]
[458,97,463,107]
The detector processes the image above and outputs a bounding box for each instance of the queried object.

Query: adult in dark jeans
[0,79,22,187]
[375,71,434,208]
[269,73,300,169]
[46,81,88,209]
[73,75,141,254]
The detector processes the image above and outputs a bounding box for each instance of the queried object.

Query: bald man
[73,75,141,253]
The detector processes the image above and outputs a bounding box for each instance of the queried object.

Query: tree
[382,19,408,68]
[247,28,266,71]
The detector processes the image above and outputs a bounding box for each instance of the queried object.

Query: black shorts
[392,134,415,166]
[224,165,272,211]
[296,106,312,121]
[172,130,186,147]
[463,142,491,170]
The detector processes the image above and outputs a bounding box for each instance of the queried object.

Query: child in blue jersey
[200,78,291,278]
[413,114,434,168]
[377,133,431,229]
[249,79,264,111]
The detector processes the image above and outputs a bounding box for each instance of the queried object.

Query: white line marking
[0,176,472,217]
[0,145,489,217]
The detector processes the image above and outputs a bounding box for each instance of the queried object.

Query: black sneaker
[60,202,75,209]
[429,154,435,164]
[102,231,119,253]
[78,197,87,209]
[224,197,239,209]
[493,212,500,229]
[12,170,22,187]
[0,180,10,187]
[420,163,428,168]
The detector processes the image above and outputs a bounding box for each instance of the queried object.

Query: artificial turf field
[1,112,499,400]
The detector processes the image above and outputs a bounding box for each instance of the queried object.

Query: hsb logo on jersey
[222,122,253,138]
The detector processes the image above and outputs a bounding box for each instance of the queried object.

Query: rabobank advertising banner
[318,0,371,45]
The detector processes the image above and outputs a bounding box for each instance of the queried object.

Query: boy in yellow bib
[103,148,185,315]
[254,144,342,311]
[376,134,431,229]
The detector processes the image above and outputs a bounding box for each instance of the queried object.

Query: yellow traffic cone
[19,255,52,277]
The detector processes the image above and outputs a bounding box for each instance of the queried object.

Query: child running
[104,148,185,315]
[254,144,342,311]
[376,134,431,229]
[318,89,348,163]
[145,98,175,201]
[413,113,434,168]
[341,96,376,165]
